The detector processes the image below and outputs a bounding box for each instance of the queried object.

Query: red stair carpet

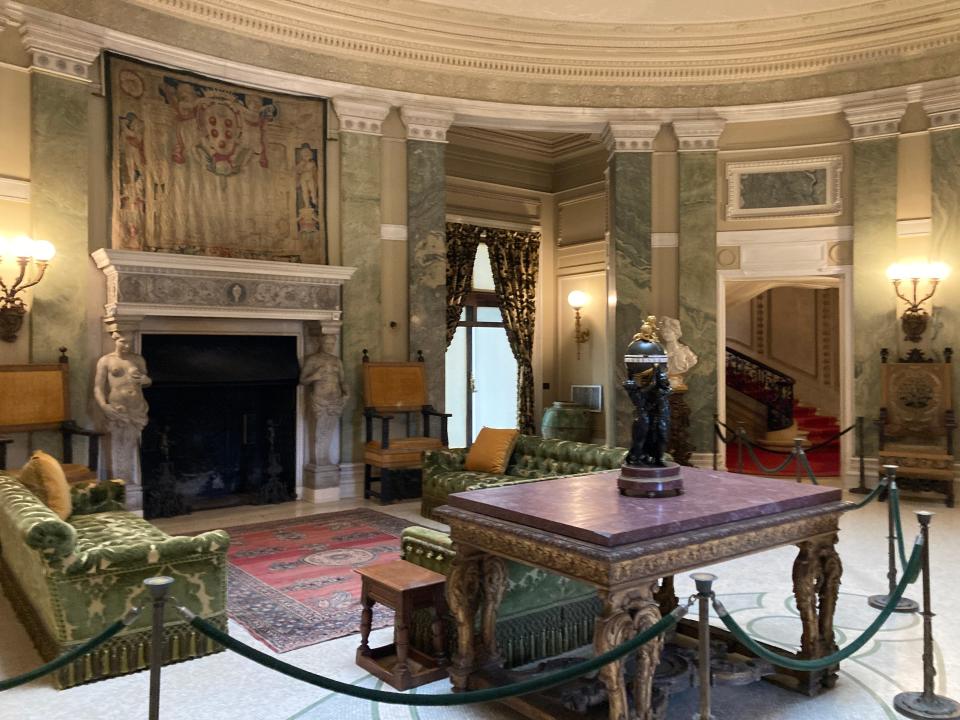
[727,403,841,478]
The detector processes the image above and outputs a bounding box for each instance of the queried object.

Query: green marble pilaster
[930,128,960,413]
[406,140,446,410]
[608,152,653,446]
[678,152,718,455]
[852,138,898,455]
[30,73,92,429]
[339,131,383,462]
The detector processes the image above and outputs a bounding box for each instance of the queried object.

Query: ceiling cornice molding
[4,2,99,82]
[332,97,392,136]
[843,96,909,140]
[601,122,661,154]
[400,106,455,143]
[672,119,726,152]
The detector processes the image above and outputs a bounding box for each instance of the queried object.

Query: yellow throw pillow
[465,427,520,474]
[19,450,72,520]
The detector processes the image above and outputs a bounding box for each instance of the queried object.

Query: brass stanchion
[893,512,960,719]
[144,576,174,720]
[691,572,717,720]
[849,416,869,494]
[868,466,918,613]
[793,438,804,483]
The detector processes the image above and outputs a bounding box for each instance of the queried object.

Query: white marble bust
[659,316,698,386]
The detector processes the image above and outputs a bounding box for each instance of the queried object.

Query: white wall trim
[717,226,853,246]
[380,224,408,242]
[651,232,678,248]
[0,176,29,203]
[896,218,932,237]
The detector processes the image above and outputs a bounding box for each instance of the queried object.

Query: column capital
[5,4,100,82]
[400,106,455,143]
[332,97,392,136]
[673,119,725,152]
[601,121,661,153]
[843,98,907,140]
[922,85,960,131]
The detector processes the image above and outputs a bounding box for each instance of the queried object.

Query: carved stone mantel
[91,249,356,326]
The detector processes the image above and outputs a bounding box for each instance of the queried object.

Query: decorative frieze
[724,156,843,220]
[601,122,661,153]
[922,88,960,131]
[5,4,100,82]
[673,119,725,152]
[843,99,907,140]
[332,97,392,136]
[401,106,455,143]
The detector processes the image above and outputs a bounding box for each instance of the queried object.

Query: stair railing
[725,347,795,432]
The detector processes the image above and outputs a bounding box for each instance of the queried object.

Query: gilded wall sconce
[567,290,590,360]
[0,236,56,343]
[886,262,950,343]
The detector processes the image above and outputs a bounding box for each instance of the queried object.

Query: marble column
[925,100,960,415]
[602,123,659,446]
[845,104,904,455]
[30,71,93,440]
[333,98,391,464]
[401,108,454,411]
[675,120,725,458]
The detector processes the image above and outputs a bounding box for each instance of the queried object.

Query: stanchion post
[712,413,719,471]
[736,421,745,474]
[850,416,869,494]
[893,512,960,719]
[144,576,174,720]
[868,466,918,613]
[691,572,717,720]
[793,438,804,483]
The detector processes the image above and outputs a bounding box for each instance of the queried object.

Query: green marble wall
[30,73,92,431]
[852,139,898,455]
[339,131,383,462]
[608,152,652,446]
[678,152,718,454]
[930,128,960,414]
[406,140,446,410]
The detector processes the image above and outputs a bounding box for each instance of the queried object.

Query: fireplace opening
[141,334,299,518]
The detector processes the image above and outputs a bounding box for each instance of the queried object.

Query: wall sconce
[0,235,56,343]
[567,290,590,360]
[886,261,950,343]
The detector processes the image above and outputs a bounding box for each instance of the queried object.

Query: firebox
[141,334,299,518]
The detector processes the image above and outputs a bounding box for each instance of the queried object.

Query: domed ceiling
[55,0,960,106]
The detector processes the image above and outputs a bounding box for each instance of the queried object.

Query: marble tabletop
[446,467,843,547]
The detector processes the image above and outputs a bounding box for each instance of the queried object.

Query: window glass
[472,243,495,291]
[476,306,502,323]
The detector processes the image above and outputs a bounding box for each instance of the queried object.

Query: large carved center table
[434,467,847,720]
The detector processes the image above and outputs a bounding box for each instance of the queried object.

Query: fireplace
[140,334,299,518]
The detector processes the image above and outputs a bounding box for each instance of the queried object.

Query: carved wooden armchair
[877,347,955,507]
[0,349,103,483]
[362,350,450,504]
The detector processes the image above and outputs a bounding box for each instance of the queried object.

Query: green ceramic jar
[541,401,591,442]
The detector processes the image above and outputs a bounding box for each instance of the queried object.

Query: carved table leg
[357,590,374,659]
[479,555,508,667]
[793,533,842,690]
[446,548,483,691]
[594,582,663,720]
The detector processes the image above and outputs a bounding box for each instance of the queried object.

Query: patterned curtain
[445,223,481,347]
[486,230,541,435]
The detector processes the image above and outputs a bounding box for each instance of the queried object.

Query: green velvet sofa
[0,475,230,688]
[405,435,628,668]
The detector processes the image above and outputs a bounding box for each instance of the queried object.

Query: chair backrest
[362,361,428,412]
[881,361,953,440]
[0,362,70,432]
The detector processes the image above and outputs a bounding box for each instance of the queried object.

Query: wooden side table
[355,559,448,690]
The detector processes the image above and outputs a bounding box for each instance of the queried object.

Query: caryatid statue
[299,334,349,466]
[94,331,151,485]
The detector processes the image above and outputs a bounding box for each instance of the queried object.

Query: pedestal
[667,390,693,466]
[303,463,341,503]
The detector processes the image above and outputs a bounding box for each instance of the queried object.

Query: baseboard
[690,452,718,470]
[339,462,364,499]
[301,487,340,504]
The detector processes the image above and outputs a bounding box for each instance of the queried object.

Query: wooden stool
[355,559,448,690]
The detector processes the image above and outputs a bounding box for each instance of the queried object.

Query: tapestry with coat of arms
[108,55,326,263]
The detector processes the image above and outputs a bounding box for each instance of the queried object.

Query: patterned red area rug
[224,509,410,653]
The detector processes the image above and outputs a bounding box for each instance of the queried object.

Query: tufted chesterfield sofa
[0,475,230,688]
[404,436,628,668]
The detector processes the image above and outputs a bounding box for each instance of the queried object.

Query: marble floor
[1,483,958,720]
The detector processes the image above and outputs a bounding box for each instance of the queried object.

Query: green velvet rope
[796,452,820,485]
[714,535,924,672]
[181,605,684,706]
[846,479,886,510]
[0,608,139,691]
[742,440,799,474]
[888,483,909,569]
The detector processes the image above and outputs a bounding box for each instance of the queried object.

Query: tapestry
[224,509,409,653]
[107,55,326,263]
